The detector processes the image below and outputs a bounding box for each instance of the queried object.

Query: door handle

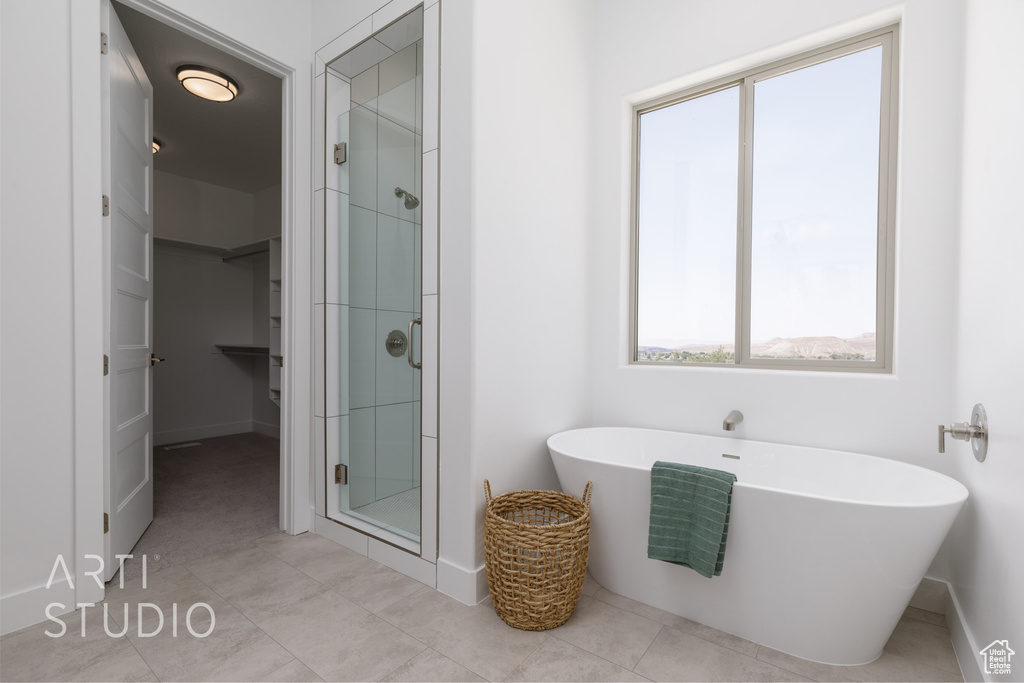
[148,354,166,366]
[407,318,422,370]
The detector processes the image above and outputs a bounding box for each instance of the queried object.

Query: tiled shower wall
[345,43,424,508]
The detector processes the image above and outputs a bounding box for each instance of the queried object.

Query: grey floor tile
[757,635,965,683]
[635,627,810,682]
[258,531,354,569]
[755,646,860,682]
[103,564,204,611]
[547,595,663,670]
[317,560,426,614]
[257,589,426,681]
[102,564,214,632]
[853,650,964,682]
[593,587,758,657]
[883,616,961,674]
[265,538,424,613]
[0,609,156,682]
[902,605,947,627]
[258,658,325,682]
[381,648,487,682]
[377,585,549,681]
[284,540,377,582]
[186,542,329,622]
[125,590,293,681]
[580,570,602,597]
[506,637,650,682]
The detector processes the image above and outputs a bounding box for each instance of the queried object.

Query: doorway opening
[108,0,285,582]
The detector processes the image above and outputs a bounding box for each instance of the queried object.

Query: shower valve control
[938,403,988,461]
[385,330,408,357]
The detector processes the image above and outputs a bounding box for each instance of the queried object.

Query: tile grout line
[498,632,552,682]
[628,623,664,676]
[590,588,768,660]
[178,561,330,682]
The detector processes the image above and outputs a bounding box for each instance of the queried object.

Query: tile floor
[0,533,964,682]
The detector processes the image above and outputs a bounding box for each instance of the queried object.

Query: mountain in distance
[751,333,876,360]
[639,332,876,360]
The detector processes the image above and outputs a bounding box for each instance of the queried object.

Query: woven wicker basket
[483,479,592,631]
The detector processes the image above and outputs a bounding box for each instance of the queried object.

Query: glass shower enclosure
[325,8,423,548]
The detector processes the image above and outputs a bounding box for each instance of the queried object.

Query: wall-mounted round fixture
[152,138,163,154]
[176,65,238,102]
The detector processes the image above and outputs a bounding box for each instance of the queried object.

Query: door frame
[71,0,309,608]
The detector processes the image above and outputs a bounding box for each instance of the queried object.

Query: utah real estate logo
[980,640,1014,676]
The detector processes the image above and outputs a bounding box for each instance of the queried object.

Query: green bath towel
[648,461,737,578]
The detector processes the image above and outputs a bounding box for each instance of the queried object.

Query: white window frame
[629,25,899,373]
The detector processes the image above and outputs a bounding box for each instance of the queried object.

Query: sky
[636,46,883,348]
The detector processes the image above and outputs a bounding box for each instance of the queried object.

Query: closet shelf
[215,344,270,356]
[153,237,274,263]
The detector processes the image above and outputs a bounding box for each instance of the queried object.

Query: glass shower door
[326,9,423,546]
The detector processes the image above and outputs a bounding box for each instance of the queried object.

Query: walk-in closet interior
[114,1,284,573]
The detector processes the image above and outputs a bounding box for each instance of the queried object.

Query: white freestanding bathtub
[547,427,967,665]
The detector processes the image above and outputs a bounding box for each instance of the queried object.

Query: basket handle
[582,481,592,506]
[484,479,492,503]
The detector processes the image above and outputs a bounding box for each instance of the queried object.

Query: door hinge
[103,354,109,376]
[103,513,109,534]
[333,142,347,165]
[100,32,108,55]
[335,464,348,485]
[102,195,110,217]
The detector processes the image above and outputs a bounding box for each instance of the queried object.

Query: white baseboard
[154,421,254,446]
[252,421,281,439]
[436,557,488,606]
[946,584,986,683]
[1,578,75,636]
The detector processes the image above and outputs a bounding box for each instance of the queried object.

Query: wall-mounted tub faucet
[723,410,744,431]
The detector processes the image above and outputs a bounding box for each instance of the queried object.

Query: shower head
[394,187,420,210]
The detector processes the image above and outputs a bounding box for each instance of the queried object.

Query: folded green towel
[648,461,737,578]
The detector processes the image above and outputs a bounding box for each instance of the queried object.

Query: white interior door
[103,0,155,581]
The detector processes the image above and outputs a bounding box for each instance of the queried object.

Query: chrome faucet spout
[723,410,744,431]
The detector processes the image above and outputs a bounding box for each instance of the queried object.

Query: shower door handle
[407,318,422,370]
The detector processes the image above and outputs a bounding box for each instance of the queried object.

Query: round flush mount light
[152,138,162,154]
[176,65,238,102]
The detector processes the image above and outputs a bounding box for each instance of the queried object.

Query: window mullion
[736,76,756,366]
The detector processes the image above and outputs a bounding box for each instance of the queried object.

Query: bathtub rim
[547,426,969,510]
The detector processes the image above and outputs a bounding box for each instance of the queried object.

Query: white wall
[153,246,258,444]
[435,0,594,594]
[588,0,963,488]
[0,0,80,635]
[0,0,311,635]
[948,0,1024,675]
[155,171,256,247]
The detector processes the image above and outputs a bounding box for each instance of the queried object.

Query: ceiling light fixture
[176,65,238,102]
[152,138,162,154]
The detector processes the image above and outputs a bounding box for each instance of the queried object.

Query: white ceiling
[114,2,282,194]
